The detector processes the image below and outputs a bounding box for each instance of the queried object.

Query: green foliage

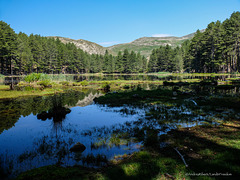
[0,21,18,75]
[23,86,34,91]
[0,74,4,84]
[59,81,69,86]
[24,73,50,82]
[148,11,240,74]
[1,21,147,75]
[80,80,88,86]
[101,82,111,92]
[37,80,52,88]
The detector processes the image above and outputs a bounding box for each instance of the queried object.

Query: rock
[70,142,86,152]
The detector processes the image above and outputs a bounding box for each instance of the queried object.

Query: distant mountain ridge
[107,30,205,57]
[50,30,204,57]
[49,36,108,55]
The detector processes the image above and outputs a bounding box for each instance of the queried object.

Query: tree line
[0,21,147,75]
[1,11,240,75]
[148,11,240,73]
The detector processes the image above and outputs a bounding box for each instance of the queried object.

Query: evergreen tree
[0,21,18,74]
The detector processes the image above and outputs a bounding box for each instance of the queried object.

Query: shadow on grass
[166,124,240,179]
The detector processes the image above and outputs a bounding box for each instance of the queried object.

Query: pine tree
[0,21,18,75]
[122,49,129,73]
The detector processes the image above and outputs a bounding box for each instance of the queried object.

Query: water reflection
[37,96,71,122]
[0,90,141,177]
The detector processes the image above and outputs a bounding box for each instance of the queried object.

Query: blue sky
[0,0,240,46]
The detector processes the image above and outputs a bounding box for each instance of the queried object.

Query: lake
[0,75,240,178]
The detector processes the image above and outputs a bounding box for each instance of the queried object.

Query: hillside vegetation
[107,31,204,57]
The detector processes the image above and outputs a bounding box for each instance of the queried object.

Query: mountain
[107,30,204,57]
[50,30,204,57]
[49,36,108,55]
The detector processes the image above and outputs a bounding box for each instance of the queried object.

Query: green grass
[0,85,9,90]
[0,87,64,99]
[165,120,240,179]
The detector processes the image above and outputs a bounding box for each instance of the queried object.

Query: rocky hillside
[49,36,108,55]
[49,30,204,57]
[107,30,204,57]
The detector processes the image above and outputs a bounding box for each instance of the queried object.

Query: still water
[0,83,240,178]
[2,74,238,85]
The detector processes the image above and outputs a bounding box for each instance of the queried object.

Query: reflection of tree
[0,89,99,134]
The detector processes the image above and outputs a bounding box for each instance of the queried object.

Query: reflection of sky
[0,114,49,153]
[66,105,137,128]
[0,103,142,177]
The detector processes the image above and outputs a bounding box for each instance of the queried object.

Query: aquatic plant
[24,73,50,83]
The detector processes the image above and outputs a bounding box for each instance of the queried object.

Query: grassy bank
[0,78,202,100]
[0,85,65,99]
[16,120,240,180]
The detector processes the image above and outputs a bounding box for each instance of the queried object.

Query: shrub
[80,80,88,86]
[101,83,111,92]
[72,82,81,86]
[37,80,52,88]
